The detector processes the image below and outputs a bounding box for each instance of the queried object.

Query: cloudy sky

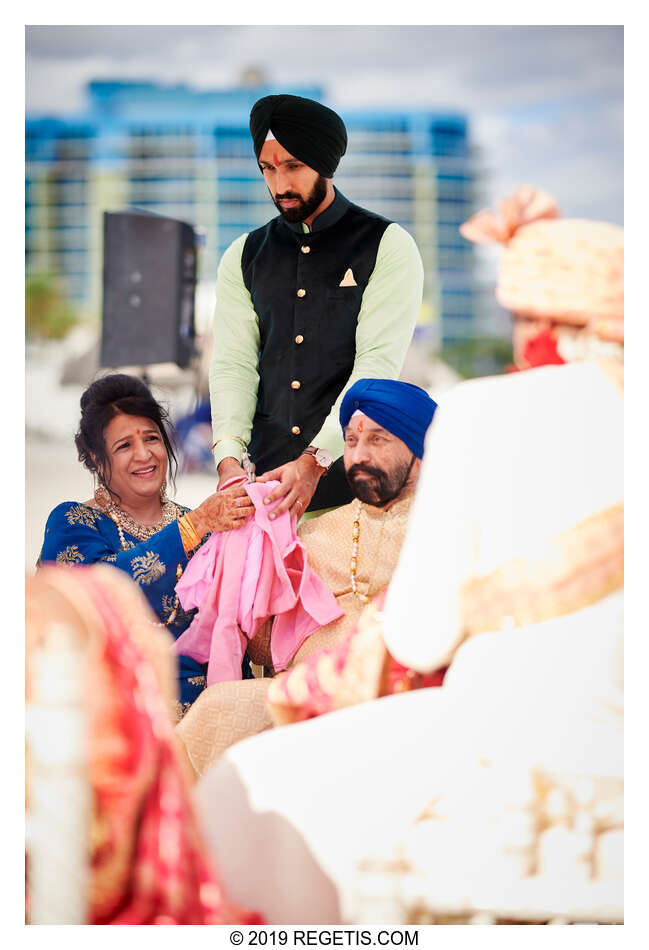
[26,24,623,224]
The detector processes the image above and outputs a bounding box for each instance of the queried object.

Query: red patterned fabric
[32,566,263,925]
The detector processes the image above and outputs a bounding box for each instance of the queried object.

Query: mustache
[275,192,302,201]
[346,464,385,481]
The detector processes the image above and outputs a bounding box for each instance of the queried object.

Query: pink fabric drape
[174,480,344,684]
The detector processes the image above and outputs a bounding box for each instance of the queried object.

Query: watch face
[315,449,333,469]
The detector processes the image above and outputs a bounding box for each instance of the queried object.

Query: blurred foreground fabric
[26,563,261,925]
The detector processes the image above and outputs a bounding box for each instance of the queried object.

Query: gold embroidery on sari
[187,675,206,688]
[173,700,193,723]
[56,545,85,564]
[65,504,101,529]
[131,552,166,585]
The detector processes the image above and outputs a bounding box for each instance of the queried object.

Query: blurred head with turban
[460,187,624,370]
[250,94,347,225]
[340,379,438,508]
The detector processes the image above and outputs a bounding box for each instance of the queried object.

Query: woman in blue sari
[39,373,254,719]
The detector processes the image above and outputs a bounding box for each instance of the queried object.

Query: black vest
[241,190,390,510]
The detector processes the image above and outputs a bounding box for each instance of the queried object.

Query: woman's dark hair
[75,373,178,499]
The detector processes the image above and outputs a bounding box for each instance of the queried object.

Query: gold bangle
[177,516,192,553]
[211,436,247,451]
[178,513,202,553]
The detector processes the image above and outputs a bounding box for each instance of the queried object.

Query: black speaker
[101,210,198,369]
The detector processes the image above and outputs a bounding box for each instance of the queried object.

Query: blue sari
[38,500,236,718]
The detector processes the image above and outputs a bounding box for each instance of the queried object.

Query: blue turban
[339,379,438,459]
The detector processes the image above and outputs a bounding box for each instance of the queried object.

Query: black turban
[249,94,347,178]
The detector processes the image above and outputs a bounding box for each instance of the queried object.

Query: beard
[273,174,328,223]
[345,458,415,508]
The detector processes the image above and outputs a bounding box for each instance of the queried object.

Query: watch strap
[303,445,333,473]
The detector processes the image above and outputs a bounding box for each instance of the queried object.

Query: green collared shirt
[209,191,424,470]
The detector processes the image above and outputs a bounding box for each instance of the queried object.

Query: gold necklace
[97,495,183,626]
[350,500,370,604]
[98,496,179,544]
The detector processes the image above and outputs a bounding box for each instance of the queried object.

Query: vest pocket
[324,286,361,365]
[327,287,360,299]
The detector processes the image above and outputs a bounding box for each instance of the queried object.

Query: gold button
[297,288,306,298]
[301,245,310,254]
[291,380,301,390]
[295,334,304,344]
[291,425,301,435]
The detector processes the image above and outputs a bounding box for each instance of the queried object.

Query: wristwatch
[302,445,333,475]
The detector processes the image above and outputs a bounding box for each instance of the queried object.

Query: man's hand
[217,456,247,489]
[256,454,323,520]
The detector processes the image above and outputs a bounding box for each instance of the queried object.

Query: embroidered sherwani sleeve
[208,233,261,469]
[310,223,424,459]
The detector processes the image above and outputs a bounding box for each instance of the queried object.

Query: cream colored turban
[460,187,624,341]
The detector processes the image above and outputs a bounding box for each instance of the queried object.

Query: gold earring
[94,483,111,507]
[160,483,168,503]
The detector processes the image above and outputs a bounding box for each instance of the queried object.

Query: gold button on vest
[295,334,304,344]
[301,245,310,254]
[291,380,301,390]
[297,288,306,298]
[291,425,301,435]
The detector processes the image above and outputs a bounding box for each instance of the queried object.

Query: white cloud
[26,25,623,113]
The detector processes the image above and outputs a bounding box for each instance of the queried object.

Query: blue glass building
[26,80,480,343]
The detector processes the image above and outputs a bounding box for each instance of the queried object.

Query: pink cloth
[174,480,344,684]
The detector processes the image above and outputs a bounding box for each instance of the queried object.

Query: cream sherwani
[291,492,414,662]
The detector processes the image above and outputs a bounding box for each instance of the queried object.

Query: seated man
[175,378,437,776]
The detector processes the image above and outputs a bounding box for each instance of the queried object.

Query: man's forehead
[344,412,391,435]
[259,139,298,165]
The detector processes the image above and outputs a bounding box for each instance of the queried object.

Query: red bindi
[135,428,141,435]
[273,152,280,166]
[356,419,364,433]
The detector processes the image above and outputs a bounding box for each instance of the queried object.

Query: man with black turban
[209,94,424,518]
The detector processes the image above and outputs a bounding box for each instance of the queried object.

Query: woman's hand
[190,484,254,538]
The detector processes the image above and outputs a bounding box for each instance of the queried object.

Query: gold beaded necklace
[350,500,370,604]
[95,492,183,626]
[102,498,179,544]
